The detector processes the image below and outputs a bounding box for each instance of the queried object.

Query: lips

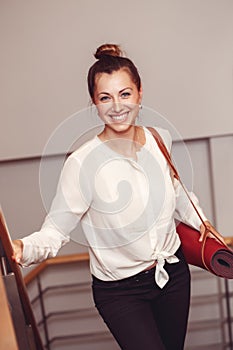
[109,112,129,122]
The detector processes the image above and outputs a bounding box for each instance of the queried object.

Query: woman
[13,44,224,350]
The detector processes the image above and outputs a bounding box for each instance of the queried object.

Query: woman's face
[93,69,142,134]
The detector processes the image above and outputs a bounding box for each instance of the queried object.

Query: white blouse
[21,127,207,288]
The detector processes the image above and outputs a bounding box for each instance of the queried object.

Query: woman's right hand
[12,239,24,264]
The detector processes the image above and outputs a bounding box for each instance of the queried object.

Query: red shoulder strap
[147,126,207,226]
[146,126,228,268]
[146,127,179,180]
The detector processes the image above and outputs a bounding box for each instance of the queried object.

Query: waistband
[92,246,183,288]
[92,264,157,288]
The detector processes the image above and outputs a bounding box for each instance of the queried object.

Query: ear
[138,86,143,103]
[91,97,96,105]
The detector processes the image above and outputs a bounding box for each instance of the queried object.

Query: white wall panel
[209,136,233,235]
[173,138,214,222]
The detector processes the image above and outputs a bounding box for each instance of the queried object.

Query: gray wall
[0,1,233,349]
[0,0,233,160]
[0,0,232,239]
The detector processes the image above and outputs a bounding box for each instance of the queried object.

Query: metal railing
[24,249,233,350]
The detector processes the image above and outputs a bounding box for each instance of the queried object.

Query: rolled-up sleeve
[21,155,91,266]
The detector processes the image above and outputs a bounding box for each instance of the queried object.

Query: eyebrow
[97,87,133,97]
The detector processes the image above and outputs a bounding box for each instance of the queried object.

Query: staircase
[1,206,233,349]
[0,211,44,350]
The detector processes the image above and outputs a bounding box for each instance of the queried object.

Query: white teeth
[111,113,127,121]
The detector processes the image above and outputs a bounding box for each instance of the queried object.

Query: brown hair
[87,44,141,100]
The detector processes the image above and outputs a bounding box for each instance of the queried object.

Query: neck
[98,125,146,158]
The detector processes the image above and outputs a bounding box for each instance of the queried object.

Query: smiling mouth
[109,112,129,122]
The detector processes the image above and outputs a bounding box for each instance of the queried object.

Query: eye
[121,91,131,99]
[99,95,111,102]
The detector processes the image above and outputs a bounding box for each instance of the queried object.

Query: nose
[112,98,123,113]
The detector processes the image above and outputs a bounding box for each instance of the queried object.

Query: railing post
[224,279,233,350]
[37,276,50,350]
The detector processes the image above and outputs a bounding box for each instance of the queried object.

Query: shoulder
[145,126,172,151]
[68,136,99,162]
[61,136,99,175]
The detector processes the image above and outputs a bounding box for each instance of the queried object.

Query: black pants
[92,248,191,350]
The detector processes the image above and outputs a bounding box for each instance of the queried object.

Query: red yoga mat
[176,222,233,279]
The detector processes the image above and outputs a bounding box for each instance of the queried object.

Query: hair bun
[94,44,123,59]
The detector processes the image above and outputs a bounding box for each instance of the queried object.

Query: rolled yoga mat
[176,222,233,279]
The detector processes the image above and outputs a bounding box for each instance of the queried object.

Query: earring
[137,104,143,125]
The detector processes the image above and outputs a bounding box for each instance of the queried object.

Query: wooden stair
[0,210,44,350]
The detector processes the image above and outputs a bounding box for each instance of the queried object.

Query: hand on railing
[12,240,24,264]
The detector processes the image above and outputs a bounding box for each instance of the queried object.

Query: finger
[213,231,226,245]
[11,251,21,263]
[199,224,206,242]
[11,242,22,263]
[204,227,226,245]
[199,230,206,242]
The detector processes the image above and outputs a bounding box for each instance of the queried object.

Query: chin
[108,122,135,133]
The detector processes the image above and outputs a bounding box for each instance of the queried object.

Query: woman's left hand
[199,221,226,245]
